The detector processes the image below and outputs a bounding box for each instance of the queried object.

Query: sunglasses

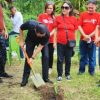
[61,6,70,10]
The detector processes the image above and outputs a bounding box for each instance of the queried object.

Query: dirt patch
[38,84,64,100]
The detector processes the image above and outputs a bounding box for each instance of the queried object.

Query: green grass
[1,52,100,100]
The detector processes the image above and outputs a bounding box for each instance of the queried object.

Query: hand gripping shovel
[16,36,45,88]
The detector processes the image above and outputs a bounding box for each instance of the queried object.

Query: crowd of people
[0,0,100,87]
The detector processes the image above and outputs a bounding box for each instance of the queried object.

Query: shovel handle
[16,36,32,68]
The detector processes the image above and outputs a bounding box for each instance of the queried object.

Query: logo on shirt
[43,19,53,24]
[83,19,97,24]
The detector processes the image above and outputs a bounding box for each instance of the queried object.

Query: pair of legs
[21,42,50,86]
[57,43,73,80]
[79,40,96,75]
[0,35,12,78]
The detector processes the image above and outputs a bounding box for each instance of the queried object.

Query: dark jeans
[6,31,24,58]
[22,42,49,82]
[0,35,6,73]
[79,40,96,74]
[48,43,54,69]
[57,43,73,77]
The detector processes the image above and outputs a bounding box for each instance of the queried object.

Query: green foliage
[53,81,58,95]
[13,0,47,16]
[97,0,100,12]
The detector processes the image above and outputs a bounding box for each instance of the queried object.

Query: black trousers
[57,43,73,77]
[48,43,54,68]
[22,42,49,82]
[0,35,6,74]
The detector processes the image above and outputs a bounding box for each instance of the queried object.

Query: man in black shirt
[19,20,52,87]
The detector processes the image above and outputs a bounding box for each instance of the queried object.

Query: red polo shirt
[78,11,99,41]
[0,5,4,32]
[53,15,77,44]
[38,13,54,43]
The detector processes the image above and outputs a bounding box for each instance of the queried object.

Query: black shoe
[44,79,53,84]
[89,72,94,76]
[20,81,28,87]
[0,78,3,83]
[0,72,13,78]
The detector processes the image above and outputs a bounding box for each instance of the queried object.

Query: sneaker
[66,75,71,80]
[6,47,9,50]
[57,76,62,81]
[44,79,53,84]
[20,81,28,87]
[49,68,52,75]
[0,72,13,78]
[89,72,94,76]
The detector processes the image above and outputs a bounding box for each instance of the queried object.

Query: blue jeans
[57,43,73,77]
[79,40,96,74]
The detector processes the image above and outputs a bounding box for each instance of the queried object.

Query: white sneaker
[66,75,71,80]
[49,68,52,74]
[57,76,62,81]
[11,52,17,58]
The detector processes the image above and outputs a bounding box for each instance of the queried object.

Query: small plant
[53,81,58,96]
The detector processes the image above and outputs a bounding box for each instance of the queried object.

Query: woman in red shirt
[38,1,55,74]
[53,1,77,81]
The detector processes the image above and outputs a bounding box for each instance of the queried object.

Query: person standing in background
[78,0,99,76]
[8,6,24,58]
[38,1,55,74]
[0,3,12,80]
[53,1,78,81]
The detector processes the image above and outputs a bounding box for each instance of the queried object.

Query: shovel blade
[31,73,45,88]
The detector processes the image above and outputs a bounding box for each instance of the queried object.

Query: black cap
[87,0,96,5]
[36,23,47,34]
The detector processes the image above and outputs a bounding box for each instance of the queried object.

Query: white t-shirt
[11,11,23,33]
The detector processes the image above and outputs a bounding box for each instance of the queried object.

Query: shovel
[16,36,45,88]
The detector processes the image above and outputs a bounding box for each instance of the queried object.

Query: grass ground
[0,53,100,100]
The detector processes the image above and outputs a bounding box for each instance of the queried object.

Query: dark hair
[36,23,47,34]
[45,1,55,18]
[61,1,74,16]
[9,6,16,10]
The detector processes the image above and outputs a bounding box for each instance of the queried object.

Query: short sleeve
[20,21,30,30]
[20,20,36,30]
[74,17,78,30]
[78,13,83,26]
[38,14,43,22]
